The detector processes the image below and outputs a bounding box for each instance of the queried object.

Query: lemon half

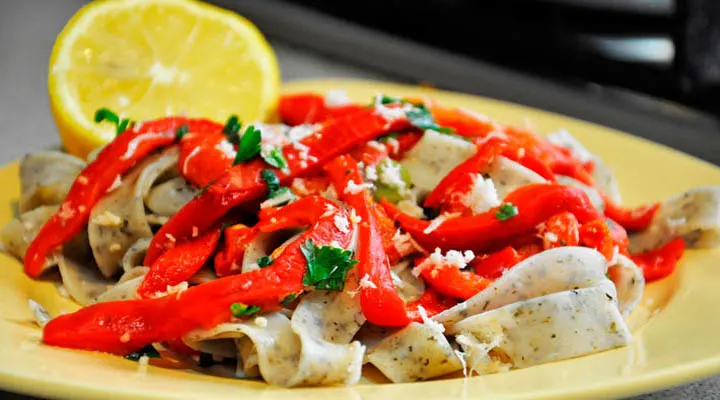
[49,0,280,158]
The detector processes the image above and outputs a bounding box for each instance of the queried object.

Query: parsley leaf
[257,255,273,268]
[230,303,261,318]
[94,107,134,135]
[260,169,281,193]
[175,124,189,141]
[300,239,358,291]
[222,115,242,144]
[380,95,402,105]
[280,293,297,307]
[495,203,519,221]
[124,345,160,361]
[405,104,452,133]
[261,147,288,169]
[233,125,262,165]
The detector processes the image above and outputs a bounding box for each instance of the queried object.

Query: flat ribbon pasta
[95,267,148,303]
[88,148,179,278]
[608,254,645,318]
[57,255,108,306]
[487,155,546,200]
[19,151,85,213]
[145,177,197,217]
[629,186,720,253]
[2,205,60,272]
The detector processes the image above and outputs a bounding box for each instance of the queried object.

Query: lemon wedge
[48,0,280,158]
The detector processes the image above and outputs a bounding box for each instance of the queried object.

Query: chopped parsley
[222,115,242,144]
[233,125,262,165]
[260,169,294,204]
[124,345,160,361]
[281,293,297,307]
[230,303,260,318]
[405,104,453,133]
[261,147,288,169]
[94,107,134,135]
[257,255,273,268]
[379,95,402,105]
[495,203,519,221]
[175,124,189,140]
[300,239,357,291]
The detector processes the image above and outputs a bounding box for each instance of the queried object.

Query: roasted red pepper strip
[631,238,685,282]
[509,153,557,182]
[325,155,410,327]
[579,220,615,261]
[540,212,580,249]
[44,196,352,354]
[406,289,458,322]
[388,131,422,160]
[387,184,601,253]
[214,224,259,277]
[278,93,364,125]
[24,117,220,277]
[415,257,491,300]
[471,246,522,279]
[551,158,595,186]
[427,104,497,138]
[137,226,222,298]
[606,218,630,254]
[349,140,390,166]
[424,136,509,208]
[602,194,660,232]
[145,108,411,265]
[178,131,233,188]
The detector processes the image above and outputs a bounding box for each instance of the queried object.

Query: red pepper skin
[178,131,233,188]
[406,289,457,322]
[428,104,497,138]
[415,257,491,300]
[388,132,423,160]
[579,220,615,261]
[145,109,411,265]
[606,218,630,254]
[424,137,509,208]
[540,212,580,249]
[278,93,363,125]
[44,196,352,355]
[325,155,410,327]
[387,184,602,253]
[509,153,557,182]
[602,195,660,232]
[551,159,595,186]
[631,238,685,282]
[349,141,389,166]
[214,224,259,277]
[471,246,521,279]
[24,117,219,277]
[137,227,222,298]
[290,174,331,197]
[372,202,407,265]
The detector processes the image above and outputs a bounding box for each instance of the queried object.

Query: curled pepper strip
[145,108,411,265]
[43,196,352,355]
[540,212,580,250]
[579,220,616,261]
[602,194,660,232]
[178,131,233,188]
[385,184,602,253]
[415,257,491,300]
[325,155,410,327]
[406,288,457,322]
[471,246,522,279]
[631,238,685,282]
[278,93,364,125]
[214,224,259,277]
[24,117,220,277]
[137,226,222,299]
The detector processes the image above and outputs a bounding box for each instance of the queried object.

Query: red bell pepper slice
[406,289,458,322]
[386,184,602,253]
[427,104,498,138]
[278,93,364,125]
[540,212,580,249]
[551,158,595,186]
[43,196,352,355]
[349,140,390,166]
[579,220,615,261]
[414,256,491,300]
[602,195,660,232]
[214,224,259,277]
[471,246,522,279]
[290,174,331,197]
[178,131,233,188]
[631,238,685,282]
[24,117,220,277]
[145,108,411,265]
[325,155,410,327]
[137,226,222,298]
[606,218,630,254]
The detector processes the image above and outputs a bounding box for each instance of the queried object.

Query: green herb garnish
[175,124,189,140]
[280,293,297,307]
[230,303,261,318]
[124,345,160,361]
[233,125,262,165]
[300,239,358,291]
[261,147,287,169]
[261,169,281,193]
[257,255,273,268]
[405,104,452,133]
[94,107,134,135]
[222,114,242,145]
[495,203,519,221]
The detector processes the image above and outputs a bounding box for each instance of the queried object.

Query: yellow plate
[2,79,720,400]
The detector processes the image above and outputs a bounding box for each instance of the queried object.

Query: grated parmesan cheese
[120,332,131,343]
[288,124,319,142]
[412,247,474,276]
[77,175,89,185]
[92,211,123,227]
[107,175,123,192]
[366,140,386,151]
[378,161,406,190]
[364,164,378,181]
[358,274,377,289]
[165,233,176,243]
[544,232,558,243]
[349,209,362,224]
[324,89,351,108]
[344,179,373,195]
[334,214,350,233]
[260,189,297,209]
[254,316,268,328]
[373,95,412,122]
[385,137,400,154]
[462,174,501,215]
[214,139,236,158]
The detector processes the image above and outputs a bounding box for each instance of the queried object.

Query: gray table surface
[0,1,717,399]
